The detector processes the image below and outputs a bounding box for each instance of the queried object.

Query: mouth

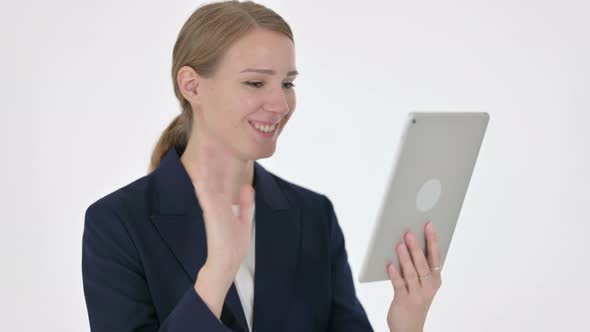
[248,120,279,136]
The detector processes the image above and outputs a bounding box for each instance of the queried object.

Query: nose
[263,86,291,116]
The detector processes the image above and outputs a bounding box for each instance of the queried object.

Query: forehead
[219,28,296,74]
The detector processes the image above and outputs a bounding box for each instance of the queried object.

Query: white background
[1,0,588,331]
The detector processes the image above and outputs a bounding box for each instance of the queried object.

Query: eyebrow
[240,68,299,77]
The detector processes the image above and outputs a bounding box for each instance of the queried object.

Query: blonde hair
[148,0,294,172]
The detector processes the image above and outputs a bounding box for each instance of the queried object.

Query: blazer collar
[149,147,301,332]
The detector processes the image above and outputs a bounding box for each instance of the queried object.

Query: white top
[231,204,255,331]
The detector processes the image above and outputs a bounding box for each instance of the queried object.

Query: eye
[244,81,296,89]
[282,82,296,89]
[245,81,264,88]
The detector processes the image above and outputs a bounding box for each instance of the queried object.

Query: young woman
[82,1,443,331]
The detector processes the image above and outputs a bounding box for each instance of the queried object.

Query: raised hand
[186,140,255,277]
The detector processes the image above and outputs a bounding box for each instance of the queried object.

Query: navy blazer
[82,147,373,331]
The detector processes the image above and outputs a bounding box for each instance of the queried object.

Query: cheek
[239,95,263,117]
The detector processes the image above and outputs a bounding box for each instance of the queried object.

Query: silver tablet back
[359,112,489,283]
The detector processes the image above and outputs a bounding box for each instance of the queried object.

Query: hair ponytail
[148,111,192,172]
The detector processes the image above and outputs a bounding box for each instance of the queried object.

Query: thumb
[238,184,255,225]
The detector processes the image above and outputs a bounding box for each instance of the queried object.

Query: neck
[180,133,254,205]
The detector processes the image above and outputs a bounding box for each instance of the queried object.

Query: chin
[244,145,276,161]
[253,147,275,160]
[233,141,276,161]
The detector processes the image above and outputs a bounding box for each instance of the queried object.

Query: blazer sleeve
[322,195,374,331]
[82,203,235,332]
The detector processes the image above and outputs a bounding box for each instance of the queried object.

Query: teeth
[251,121,277,133]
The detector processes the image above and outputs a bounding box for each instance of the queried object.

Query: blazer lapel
[149,147,302,332]
[252,201,301,331]
[250,162,302,332]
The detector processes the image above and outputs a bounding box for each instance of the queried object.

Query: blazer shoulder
[84,172,154,227]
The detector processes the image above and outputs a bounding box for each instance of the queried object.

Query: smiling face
[182,28,297,161]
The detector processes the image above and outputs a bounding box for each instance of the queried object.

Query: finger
[397,241,420,293]
[404,231,432,286]
[425,222,442,274]
[387,263,407,296]
[238,184,255,225]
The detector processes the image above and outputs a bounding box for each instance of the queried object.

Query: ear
[177,65,202,104]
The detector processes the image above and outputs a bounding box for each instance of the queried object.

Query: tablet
[358,112,489,283]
